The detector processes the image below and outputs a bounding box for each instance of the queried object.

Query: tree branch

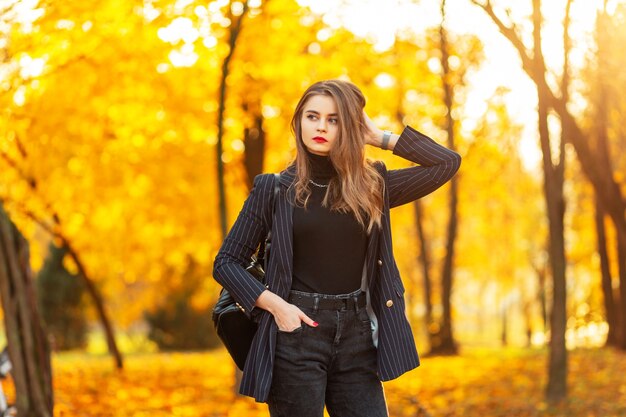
[470,0,536,77]
[2,136,125,369]
[561,0,573,103]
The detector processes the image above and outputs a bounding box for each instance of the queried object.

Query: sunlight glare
[461,118,477,134]
[231,1,244,17]
[13,86,26,106]
[203,36,218,49]
[262,105,281,119]
[11,0,44,33]
[168,45,198,67]
[316,28,332,42]
[531,331,546,346]
[194,5,208,18]
[231,139,245,152]
[174,0,194,14]
[307,42,321,55]
[374,73,395,89]
[606,0,619,14]
[519,135,542,169]
[55,19,75,30]
[298,0,426,52]
[158,17,198,44]
[156,63,169,73]
[208,2,222,13]
[427,57,441,75]
[19,54,46,78]
[448,55,461,71]
[139,2,160,22]
[296,0,604,171]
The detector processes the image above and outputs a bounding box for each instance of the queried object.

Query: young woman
[213,79,461,416]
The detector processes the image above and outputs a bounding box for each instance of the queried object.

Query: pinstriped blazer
[213,125,461,402]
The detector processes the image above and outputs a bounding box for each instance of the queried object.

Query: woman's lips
[313,137,327,143]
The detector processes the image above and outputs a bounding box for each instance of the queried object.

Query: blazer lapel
[365,218,381,290]
[269,167,296,297]
[365,161,387,290]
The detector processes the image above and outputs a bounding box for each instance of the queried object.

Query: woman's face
[300,94,339,156]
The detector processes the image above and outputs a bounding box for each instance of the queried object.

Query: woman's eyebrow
[304,110,338,116]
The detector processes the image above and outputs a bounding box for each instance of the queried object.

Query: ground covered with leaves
[47,347,625,416]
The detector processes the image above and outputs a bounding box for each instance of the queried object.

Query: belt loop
[313,297,320,313]
[353,296,359,312]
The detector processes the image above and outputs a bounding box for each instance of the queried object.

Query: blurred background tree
[36,243,88,351]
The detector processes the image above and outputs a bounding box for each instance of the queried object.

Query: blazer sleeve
[212,174,274,314]
[387,125,461,208]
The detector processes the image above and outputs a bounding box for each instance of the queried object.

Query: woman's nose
[317,119,327,132]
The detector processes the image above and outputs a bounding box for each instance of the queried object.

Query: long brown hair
[289,80,384,234]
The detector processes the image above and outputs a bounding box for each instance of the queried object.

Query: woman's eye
[329,118,338,125]
[307,114,317,121]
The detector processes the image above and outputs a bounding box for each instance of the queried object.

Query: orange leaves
[385,347,626,417]
[49,347,626,417]
[52,350,267,417]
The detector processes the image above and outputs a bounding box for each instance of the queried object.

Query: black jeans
[268,290,388,417]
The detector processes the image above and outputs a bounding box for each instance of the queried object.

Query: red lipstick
[313,136,327,143]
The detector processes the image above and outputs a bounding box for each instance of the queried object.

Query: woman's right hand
[255,290,318,332]
[362,110,384,146]
[272,301,316,332]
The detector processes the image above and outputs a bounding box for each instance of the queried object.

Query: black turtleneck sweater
[291,151,368,295]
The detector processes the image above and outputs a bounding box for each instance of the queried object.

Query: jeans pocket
[277,324,304,334]
[357,308,371,324]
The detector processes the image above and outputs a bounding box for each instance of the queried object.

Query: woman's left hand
[363,111,383,146]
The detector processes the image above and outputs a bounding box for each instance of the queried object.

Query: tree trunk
[501,306,508,346]
[216,1,250,240]
[594,5,623,349]
[522,300,533,348]
[617,232,626,348]
[534,262,549,337]
[236,110,265,393]
[66,244,123,368]
[552,27,626,342]
[413,201,433,331]
[390,75,433,335]
[542,126,568,403]
[243,110,266,189]
[213,2,251,394]
[429,0,458,355]
[533,0,568,403]
[0,204,53,417]
[471,0,626,350]
[595,197,619,346]
[472,0,572,402]
[13,207,123,369]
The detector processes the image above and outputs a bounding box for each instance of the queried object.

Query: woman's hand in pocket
[255,290,318,331]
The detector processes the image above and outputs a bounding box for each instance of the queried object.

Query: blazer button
[386,300,394,308]
[377,259,383,266]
